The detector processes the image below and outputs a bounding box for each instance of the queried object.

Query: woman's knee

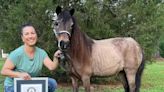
[48,78,57,90]
[4,86,14,92]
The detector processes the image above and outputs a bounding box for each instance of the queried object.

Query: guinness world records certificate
[14,77,48,92]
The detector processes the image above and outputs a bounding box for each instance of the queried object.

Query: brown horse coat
[91,38,142,76]
[52,6,145,92]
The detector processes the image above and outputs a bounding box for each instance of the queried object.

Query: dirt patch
[154,58,164,62]
[58,82,122,88]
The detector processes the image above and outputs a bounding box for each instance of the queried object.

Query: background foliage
[0,0,164,81]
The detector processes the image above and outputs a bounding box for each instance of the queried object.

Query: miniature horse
[51,6,145,92]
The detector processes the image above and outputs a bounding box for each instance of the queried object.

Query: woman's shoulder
[9,45,24,56]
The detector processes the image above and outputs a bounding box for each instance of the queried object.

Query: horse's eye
[71,25,73,28]
[54,22,58,26]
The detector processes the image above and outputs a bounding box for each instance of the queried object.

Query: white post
[1,49,8,59]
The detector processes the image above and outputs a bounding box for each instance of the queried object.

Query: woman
[1,23,61,92]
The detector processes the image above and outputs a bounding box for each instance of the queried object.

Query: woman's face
[21,26,38,47]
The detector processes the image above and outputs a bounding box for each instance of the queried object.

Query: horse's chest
[91,43,124,76]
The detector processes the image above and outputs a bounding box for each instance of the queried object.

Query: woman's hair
[20,23,37,36]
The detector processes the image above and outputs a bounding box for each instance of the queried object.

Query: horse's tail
[135,52,145,92]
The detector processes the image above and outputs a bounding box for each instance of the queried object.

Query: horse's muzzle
[59,40,70,50]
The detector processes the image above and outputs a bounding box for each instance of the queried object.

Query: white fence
[1,49,9,59]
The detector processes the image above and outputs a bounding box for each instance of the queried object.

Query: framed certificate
[14,77,48,92]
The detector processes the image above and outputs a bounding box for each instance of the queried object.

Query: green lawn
[0,58,164,92]
[141,61,164,92]
[57,61,164,92]
[0,58,5,92]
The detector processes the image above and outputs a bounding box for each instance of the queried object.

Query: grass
[0,58,5,92]
[141,61,164,92]
[56,61,164,92]
[0,58,164,92]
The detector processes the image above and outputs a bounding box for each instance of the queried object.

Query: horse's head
[52,6,75,51]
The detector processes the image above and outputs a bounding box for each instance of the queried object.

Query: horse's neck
[70,16,93,48]
[69,28,93,60]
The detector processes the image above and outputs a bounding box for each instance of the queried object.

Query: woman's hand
[1,59,31,79]
[18,72,31,80]
[54,50,62,58]
[43,50,62,71]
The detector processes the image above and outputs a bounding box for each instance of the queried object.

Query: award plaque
[14,77,48,92]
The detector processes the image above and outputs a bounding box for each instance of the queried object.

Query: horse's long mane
[69,16,94,63]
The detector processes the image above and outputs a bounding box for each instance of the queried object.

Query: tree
[0,0,163,82]
[70,0,163,60]
[0,0,58,56]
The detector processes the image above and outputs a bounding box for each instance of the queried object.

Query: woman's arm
[1,58,31,80]
[43,50,61,71]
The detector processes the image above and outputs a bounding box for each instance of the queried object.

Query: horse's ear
[70,8,75,16]
[56,6,62,15]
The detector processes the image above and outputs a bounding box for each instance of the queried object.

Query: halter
[54,30,71,50]
[53,29,71,37]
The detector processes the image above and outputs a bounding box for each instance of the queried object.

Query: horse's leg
[71,76,79,92]
[82,75,91,92]
[125,69,136,92]
[119,70,129,92]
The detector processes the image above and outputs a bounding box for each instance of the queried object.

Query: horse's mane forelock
[60,10,72,24]
[69,16,94,63]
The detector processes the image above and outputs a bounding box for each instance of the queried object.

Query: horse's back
[91,37,143,76]
[110,37,143,69]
